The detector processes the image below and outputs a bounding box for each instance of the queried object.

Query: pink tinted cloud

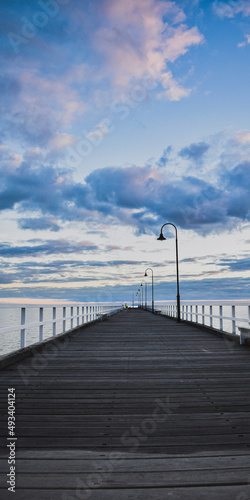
[93,0,203,100]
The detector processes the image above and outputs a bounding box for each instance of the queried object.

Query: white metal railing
[155,301,250,336]
[0,303,123,356]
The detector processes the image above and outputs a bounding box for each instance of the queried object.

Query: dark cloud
[0,148,250,236]
[0,277,249,302]
[0,239,98,257]
[18,217,61,232]
[156,146,172,167]
[219,256,250,272]
[179,142,210,161]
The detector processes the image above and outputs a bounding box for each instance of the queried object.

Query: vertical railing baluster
[77,307,79,326]
[232,305,236,334]
[219,305,223,331]
[63,307,66,333]
[210,305,213,328]
[71,307,73,329]
[202,305,205,325]
[186,305,188,321]
[53,307,56,336]
[39,307,43,342]
[82,306,84,324]
[20,307,26,349]
[196,305,198,323]
[190,305,193,322]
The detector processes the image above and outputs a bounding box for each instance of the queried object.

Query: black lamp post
[141,280,147,310]
[132,293,134,308]
[157,222,181,323]
[140,284,144,309]
[145,268,154,312]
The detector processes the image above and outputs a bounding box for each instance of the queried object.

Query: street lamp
[141,280,147,310]
[157,222,181,323]
[139,284,144,309]
[132,293,134,308]
[137,287,141,308]
[145,268,154,312]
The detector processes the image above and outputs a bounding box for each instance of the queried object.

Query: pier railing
[155,301,250,335]
[0,303,123,356]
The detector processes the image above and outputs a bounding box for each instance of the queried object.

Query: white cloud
[238,34,250,47]
[236,131,250,144]
[49,133,77,150]
[0,145,23,170]
[213,1,250,18]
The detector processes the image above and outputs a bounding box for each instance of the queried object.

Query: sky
[0,0,250,304]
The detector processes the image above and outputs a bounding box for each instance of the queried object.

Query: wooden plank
[1,308,250,498]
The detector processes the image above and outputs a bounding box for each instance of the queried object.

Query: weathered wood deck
[1,308,250,499]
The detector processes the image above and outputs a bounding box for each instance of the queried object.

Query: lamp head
[144,272,148,277]
[157,232,166,241]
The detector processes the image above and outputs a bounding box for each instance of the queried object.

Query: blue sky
[0,0,250,303]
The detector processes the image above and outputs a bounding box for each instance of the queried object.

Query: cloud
[93,0,204,100]
[0,70,86,147]
[1,133,250,236]
[0,240,99,257]
[219,256,250,271]
[156,146,172,167]
[18,217,61,232]
[179,141,210,161]
[0,277,249,301]
[236,131,250,144]
[238,34,250,47]
[213,1,250,18]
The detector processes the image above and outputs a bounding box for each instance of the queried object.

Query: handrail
[155,301,250,335]
[0,303,123,356]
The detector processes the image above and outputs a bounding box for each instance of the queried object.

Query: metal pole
[158,223,181,323]
[145,268,154,312]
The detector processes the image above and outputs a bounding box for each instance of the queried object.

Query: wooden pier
[1,308,250,499]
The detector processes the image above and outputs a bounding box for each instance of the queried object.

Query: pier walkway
[1,308,250,499]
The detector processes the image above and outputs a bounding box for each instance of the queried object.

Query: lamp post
[145,268,154,312]
[140,284,144,309]
[132,293,134,308]
[137,287,141,308]
[141,280,147,310]
[157,222,181,323]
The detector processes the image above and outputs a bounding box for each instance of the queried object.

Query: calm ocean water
[0,301,249,357]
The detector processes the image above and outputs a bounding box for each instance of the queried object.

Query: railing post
[53,307,56,336]
[77,306,79,326]
[232,305,236,334]
[202,305,205,325]
[63,307,66,333]
[20,307,26,349]
[248,305,250,325]
[186,305,188,321]
[190,305,193,322]
[39,307,44,342]
[219,305,223,331]
[210,305,213,328]
[196,305,198,323]
[82,306,84,324]
[182,305,184,320]
[71,307,73,329]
